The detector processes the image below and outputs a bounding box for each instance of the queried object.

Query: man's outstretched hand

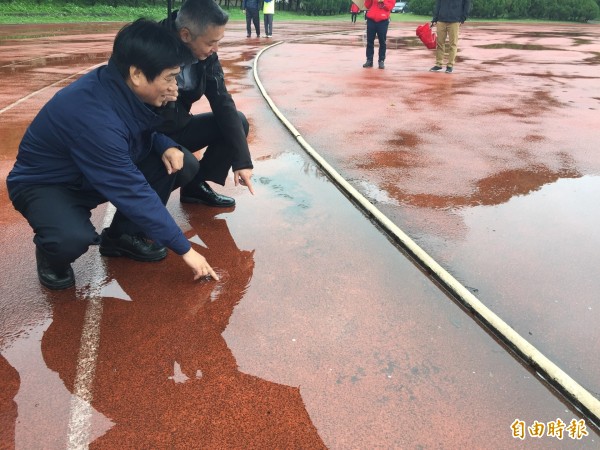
[182,248,219,281]
[234,168,255,195]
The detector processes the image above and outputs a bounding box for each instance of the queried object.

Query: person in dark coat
[6,19,219,290]
[159,0,255,207]
[429,0,472,73]
[242,0,261,38]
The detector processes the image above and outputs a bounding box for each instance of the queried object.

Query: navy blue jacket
[7,60,191,255]
[433,0,472,23]
[242,0,260,10]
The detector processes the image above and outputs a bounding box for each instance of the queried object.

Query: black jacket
[157,13,253,171]
[433,0,472,23]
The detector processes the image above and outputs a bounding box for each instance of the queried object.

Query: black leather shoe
[180,181,235,207]
[36,247,75,290]
[99,229,167,262]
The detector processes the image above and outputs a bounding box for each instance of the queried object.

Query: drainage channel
[252,38,600,429]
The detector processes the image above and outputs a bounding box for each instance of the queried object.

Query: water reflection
[475,43,552,51]
[39,208,325,447]
[0,352,19,447]
[452,175,600,393]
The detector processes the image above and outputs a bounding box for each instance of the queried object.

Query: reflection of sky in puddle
[99,279,131,302]
[462,175,599,245]
[455,175,600,307]
[452,176,600,395]
[357,179,400,206]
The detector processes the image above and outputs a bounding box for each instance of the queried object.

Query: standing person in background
[362,0,394,69]
[263,0,274,37]
[242,0,260,38]
[429,0,472,74]
[350,2,360,23]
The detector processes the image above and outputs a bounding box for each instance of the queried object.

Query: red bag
[416,23,437,50]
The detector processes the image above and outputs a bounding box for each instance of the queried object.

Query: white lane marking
[189,234,207,247]
[99,279,131,301]
[0,62,103,115]
[66,204,115,449]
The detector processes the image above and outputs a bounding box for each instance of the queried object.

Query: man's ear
[179,27,192,44]
[128,66,144,87]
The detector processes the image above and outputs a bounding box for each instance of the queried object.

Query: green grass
[0,2,438,24]
[0,2,359,24]
[0,2,571,25]
[0,2,182,23]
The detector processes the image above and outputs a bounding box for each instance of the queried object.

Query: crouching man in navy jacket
[7,19,219,290]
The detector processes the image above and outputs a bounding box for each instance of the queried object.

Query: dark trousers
[9,150,197,267]
[366,18,389,62]
[264,14,273,36]
[351,12,358,23]
[245,8,260,36]
[167,111,250,187]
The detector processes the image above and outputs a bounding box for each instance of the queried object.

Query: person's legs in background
[245,10,252,37]
[446,22,460,71]
[364,18,376,67]
[264,14,273,36]
[376,19,389,69]
[251,8,260,37]
[435,21,449,67]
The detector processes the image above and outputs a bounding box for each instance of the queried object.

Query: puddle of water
[451,174,600,308]
[450,175,600,394]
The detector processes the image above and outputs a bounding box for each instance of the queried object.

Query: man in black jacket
[159,0,255,207]
[242,0,261,38]
[429,0,472,74]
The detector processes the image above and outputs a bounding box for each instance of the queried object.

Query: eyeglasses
[162,74,178,84]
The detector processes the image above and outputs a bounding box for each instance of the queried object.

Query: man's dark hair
[111,18,188,82]
[175,0,229,37]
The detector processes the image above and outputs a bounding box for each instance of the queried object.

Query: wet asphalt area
[1,20,599,448]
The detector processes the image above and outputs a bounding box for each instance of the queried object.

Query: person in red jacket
[362,0,395,69]
[350,2,360,23]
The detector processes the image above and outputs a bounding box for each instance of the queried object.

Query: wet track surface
[1,20,599,448]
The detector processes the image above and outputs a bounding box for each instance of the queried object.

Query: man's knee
[38,227,97,264]
[238,111,250,136]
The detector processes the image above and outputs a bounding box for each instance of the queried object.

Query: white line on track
[0,62,103,115]
[66,204,115,450]
[3,57,112,447]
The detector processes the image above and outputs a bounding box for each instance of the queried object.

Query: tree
[405,0,435,16]
[506,0,530,18]
[471,0,506,18]
[528,0,554,18]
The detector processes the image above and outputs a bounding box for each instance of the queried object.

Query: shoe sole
[39,270,75,290]
[180,196,236,208]
[99,247,167,262]
[40,278,75,290]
